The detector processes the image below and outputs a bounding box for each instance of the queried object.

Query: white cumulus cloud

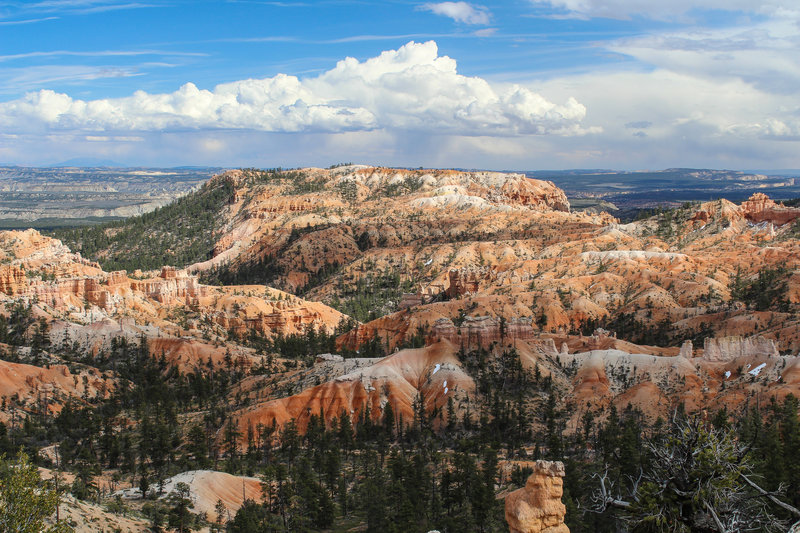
[420,2,490,25]
[0,41,592,137]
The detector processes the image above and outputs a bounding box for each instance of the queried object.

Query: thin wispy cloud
[608,15,800,93]
[0,0,161,16]
[0,50,208,62]
[75,3,159,14]
[527,0,796,20]
[420,2,490,25]
[223,1,313,5]
[473,28,496,37]
[0,64,141,91]
[219,32,474,45]
[0,16,58,25]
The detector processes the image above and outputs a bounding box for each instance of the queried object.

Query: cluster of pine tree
[51,178,235,272]
[1,319,799,531]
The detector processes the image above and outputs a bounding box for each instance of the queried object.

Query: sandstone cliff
[0,230,344,345]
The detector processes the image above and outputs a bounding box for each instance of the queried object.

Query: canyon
[4,166,800,442]
[0,165,797,532]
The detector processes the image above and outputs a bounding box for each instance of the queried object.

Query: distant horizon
[2,160,800,177]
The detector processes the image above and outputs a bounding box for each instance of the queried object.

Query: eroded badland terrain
[2,165,800,532]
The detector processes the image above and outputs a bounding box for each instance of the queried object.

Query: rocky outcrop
[679,340,693,358]
[0,230,346,362]
[741,193,800,226]
[446,267,496,299]
[226,341,475,440]
[129,267,205,305]
[505,460,569,533]
[702,335,779,362]
[210,305,333,337]
[430,316,535,347]
[501,178,570,212]
[115,470,263,517]
[0,266,27,295]
[398,286,441,309]
[0,359,115,422]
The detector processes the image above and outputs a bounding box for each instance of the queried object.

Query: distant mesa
[49,158,125,168]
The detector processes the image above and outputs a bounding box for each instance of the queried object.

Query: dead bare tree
[589,416,800,532]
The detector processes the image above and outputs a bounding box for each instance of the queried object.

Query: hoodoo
[505,461,570,533]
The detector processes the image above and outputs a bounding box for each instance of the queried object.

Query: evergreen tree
[0,451,73,533]
[167,482,195,533]
[226,499,269,533]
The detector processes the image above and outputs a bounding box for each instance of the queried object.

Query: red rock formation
[430,316,535,347]
[148,337,253,370]
[226,341,474,440]
[0,266,27,295]
[129,269,205,305]
[741,193,800,226]
[0,359,115,422]
[502,178,570,212]
[446,267,496,298]
[505,460,570,533]
[0,229,347,369]
[571,354,612,407]
[105,270,129,287]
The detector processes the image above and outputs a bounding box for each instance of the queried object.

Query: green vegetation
[237,167,325,195]
[729,266,791,312]
[587,409,800,532]
[2,315,799,532]
[0,450,73,532]
[200,223,340,293]
[577,313,676,346]
[51,177,235,271]
[784,197,800,207]
[328,266,415,323]
[381,175,423,197]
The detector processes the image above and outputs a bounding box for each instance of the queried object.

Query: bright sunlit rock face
[505,461,569,533]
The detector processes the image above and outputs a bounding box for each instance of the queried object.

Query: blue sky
[0,0,798,170]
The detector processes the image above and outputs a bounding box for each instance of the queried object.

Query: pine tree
[213,498,227,532]
[167,482,195,533]
[0,450,73,533]
[383,400,396,441]
[362,451,389,533]
[781,394,800,505]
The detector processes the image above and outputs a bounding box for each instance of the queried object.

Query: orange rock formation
[2,168,800,449]
[226,340,474,440]
[0,359,114,422]
[741,193,800,226]
[0,228,345,420]
[505,460,570,533]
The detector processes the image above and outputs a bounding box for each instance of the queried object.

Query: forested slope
[51,177,235,271]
